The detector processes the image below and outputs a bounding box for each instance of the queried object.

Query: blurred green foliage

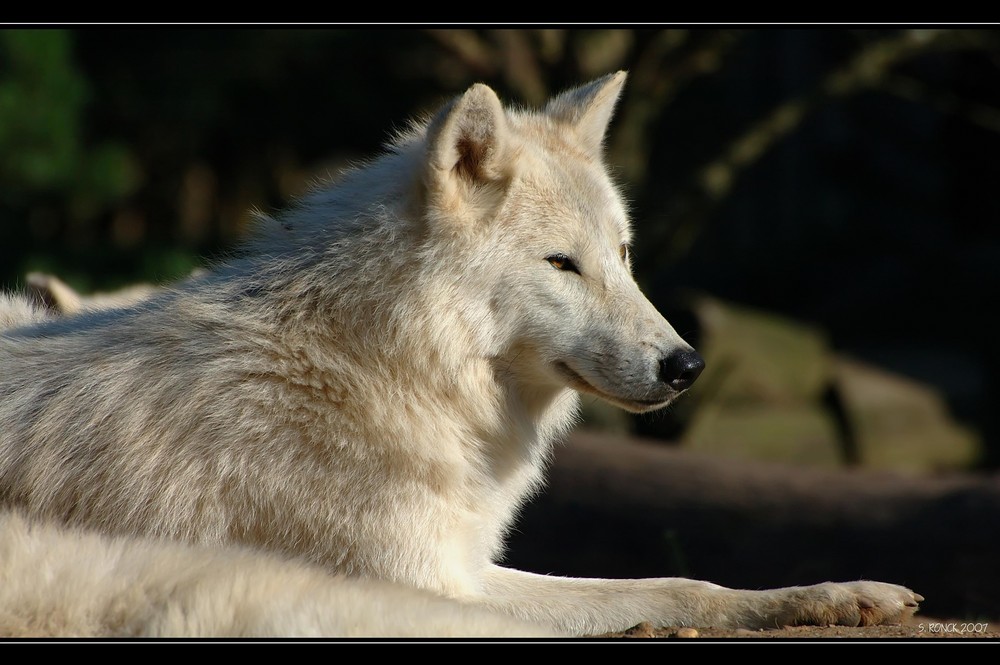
[0,30,135,214]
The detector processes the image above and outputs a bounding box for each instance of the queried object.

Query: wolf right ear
[425,83,512,191]
[546,71,627,157]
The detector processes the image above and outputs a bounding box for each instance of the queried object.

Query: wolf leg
[478,565,922,635]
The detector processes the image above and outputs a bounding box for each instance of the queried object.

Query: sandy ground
[595,615,999,639]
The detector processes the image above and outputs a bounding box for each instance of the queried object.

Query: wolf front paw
[783,581,923,627]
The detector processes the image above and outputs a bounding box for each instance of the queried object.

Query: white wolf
[0,72,921,637]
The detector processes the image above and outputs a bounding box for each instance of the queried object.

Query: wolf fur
[0,72,921,636]
[0,294,50,331]
[0,510,554,637]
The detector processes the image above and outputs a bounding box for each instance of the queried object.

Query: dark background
[1,27,998,465]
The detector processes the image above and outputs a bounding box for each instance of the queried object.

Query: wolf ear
[426,83,511,188]
[545,71,627,157]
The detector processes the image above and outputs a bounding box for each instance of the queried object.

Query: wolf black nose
[659,350,705,391]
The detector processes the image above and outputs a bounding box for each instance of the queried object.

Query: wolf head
[419,72,703,414]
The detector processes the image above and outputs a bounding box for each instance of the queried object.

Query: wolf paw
[786,581,923,627]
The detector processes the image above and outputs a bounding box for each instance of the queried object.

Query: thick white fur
[0,72,920,636]
[0,294,50,330]
[0,510,554,637]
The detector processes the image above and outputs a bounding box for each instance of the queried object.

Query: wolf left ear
[426,83,511,188]
[545,71,627,157]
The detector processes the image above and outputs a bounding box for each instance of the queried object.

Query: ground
[597,615,999,639]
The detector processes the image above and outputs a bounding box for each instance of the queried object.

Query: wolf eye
[546,254,580,274]
[619,244,630,263]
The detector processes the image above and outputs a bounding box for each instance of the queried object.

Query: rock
[684,403,842,467]
[672,295,981,473]
[622,621,656,638]
[833,356,980,472]
[673,627,699,638]
[691,295,832,404]
[678,295,843,466]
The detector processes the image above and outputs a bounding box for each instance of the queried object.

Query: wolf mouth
[554,361,671,410]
